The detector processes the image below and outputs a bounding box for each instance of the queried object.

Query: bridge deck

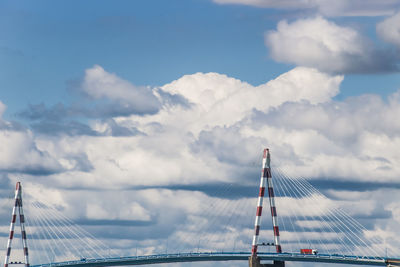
[32,252,395,267]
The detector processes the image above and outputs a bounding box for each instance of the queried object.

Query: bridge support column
[386,259,400,266]
[4,182,29,267]
[249,256,285,267]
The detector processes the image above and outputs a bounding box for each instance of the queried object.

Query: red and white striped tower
[4,182,29,267]
[251,148,282,256]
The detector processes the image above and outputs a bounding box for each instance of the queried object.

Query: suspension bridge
[2,149,400,267]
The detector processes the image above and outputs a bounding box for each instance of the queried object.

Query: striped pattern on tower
[264,150,282,254]
[18,183,29,267]
[251,148,282,256]
[4,182,30,267]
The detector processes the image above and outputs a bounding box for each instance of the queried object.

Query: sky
[1,0,400,266]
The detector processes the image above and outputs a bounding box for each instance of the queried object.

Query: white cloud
[213,0,400,17]
[81,65,161,115]
[160,67,342,133]
[86,201,151,221]
[377,11,400,48]
[239,94,400,182]
[3,65,400,262]
[0,102,64,175]
[0,101,13,129]
[22,65,400,188]
[265,17,396,73]
[0,130,62,174]
[0,101,5,118]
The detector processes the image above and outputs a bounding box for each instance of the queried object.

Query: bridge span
[32,252,395,267]
[4,149,400,267]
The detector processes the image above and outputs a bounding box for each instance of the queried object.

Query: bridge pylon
[3,182,29,267]
[249,149,284,267]
[249,255,284,267]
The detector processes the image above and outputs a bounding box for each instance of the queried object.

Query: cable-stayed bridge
[2,149,400,267]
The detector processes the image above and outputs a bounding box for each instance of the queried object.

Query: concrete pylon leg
[386,259,400,266]
[249,256,285,267]
[273,261,285,267]
[249,255,261,267]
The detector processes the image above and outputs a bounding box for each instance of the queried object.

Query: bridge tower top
[251,148,282,256]
[4,182,30,267]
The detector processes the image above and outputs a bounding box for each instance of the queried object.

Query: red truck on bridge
[300,249,318,255]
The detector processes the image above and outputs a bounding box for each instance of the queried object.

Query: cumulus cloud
[18,66,190,137]
[0,130,64,175]
[25,66,400,192]
[212,0,400,17]
[259,93,400,140]
[20,65,163,121]
[160,67,342,132]
[3,66,400,262]
[265,17,397,73]
[241,97,400,183]
[0,102,64,175]
[377,11,400,49]
[81,65,161,115]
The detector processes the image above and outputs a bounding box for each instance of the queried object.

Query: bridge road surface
[32,252,396,267]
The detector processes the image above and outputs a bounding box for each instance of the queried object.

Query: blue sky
[2,0,399,117]
[1,0,400,266]
[1,0,284,115]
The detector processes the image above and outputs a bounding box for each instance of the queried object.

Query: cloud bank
[265,17,397,74]
[377,11,400,49]
[1,65,400,261]
[212,0,400,17]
